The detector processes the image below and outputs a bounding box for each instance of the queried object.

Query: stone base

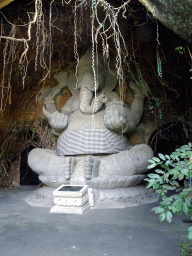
[24,185,159,209]
[50,202,90,214]
[50,185,90,214]
[93,186,159,209]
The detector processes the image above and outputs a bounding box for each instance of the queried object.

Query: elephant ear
[37,72,68,102]
[101,68,117,94]
[53,71,68,90]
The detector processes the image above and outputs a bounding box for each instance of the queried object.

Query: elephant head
[78,72,107,115]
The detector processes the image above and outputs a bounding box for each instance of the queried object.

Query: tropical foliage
[145,143,192,239]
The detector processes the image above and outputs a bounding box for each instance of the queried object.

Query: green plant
[145,143,192,239]
[190,68,192,80]
[179,240,192,256]
[175,46,184,55]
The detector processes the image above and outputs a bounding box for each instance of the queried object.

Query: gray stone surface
[0,186,189,256]
[25,185,159,210]
[139,0,192,44]
[50,185,90,214]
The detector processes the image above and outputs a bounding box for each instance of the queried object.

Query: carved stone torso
[56,109,131,156]
[67,109,107,130]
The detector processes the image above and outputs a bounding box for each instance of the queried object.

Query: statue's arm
[104,83,145,134]
[129,81,145,126]
[104,92,133,134]
[44,96,79,136]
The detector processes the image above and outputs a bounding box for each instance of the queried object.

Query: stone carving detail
[28,48,153,189]
[54,193,88,207]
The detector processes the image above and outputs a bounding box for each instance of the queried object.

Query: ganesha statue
[28,48,153,189]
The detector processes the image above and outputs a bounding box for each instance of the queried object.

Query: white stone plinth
[50,185,90,214]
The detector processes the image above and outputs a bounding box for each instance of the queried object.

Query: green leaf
[175,200,183,211]
[188,226,192,231]
[159,212,166,222]
[155,169,165,174]
[180,191,188,197]
[180,169,189,175]
[158,153,166,160]
[172,206,176,213]
[164,173,170,183]
[178,174,184,180]
[147,163,157,169]
[147,173,160,179]
[188,230,192,240]
[169,169,177,175]
[166,211,172,223]
[156,190,165,197]
[183,202,189,214]
[153,206,164,214]
[170,155,176,160]
[148,159,155,164]
[170,180,180,187]
[160,164,170,170]
[161,201,171,206]
[165,155,170,160]
[185,197,191,207]
[165,160,171,166]
[153,183,159,189]
[183,188,192,192]
[169,162,176,168]
[152,157,161,162]
[184,180,188,188]
[161,198,173,206]
[167,186,177,191]
[146,183,153,189]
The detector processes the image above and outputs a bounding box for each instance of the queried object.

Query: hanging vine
[0,0,190,130]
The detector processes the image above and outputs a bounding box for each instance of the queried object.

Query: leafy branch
[145,143,192,239]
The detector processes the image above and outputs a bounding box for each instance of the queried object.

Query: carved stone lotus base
[25,185,159,210]
[87,175,146,189]
[38,173,146,189]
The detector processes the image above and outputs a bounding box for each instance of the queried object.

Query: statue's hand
[50,111,68,130]
[43,106,69,136]
[104,107,127,133]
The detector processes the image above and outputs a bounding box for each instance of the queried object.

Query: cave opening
[149,122,192,157]
[20,145,40,186]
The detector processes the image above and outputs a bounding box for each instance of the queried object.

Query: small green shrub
[145,143,192,239]
[179,240,192,256]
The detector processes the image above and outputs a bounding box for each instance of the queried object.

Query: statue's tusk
[43,106,53,119]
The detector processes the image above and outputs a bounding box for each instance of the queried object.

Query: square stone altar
[50,185,90,214]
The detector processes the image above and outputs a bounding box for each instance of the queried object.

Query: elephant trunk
[79,73,107,114]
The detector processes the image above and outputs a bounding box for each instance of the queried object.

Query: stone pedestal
[50,185,90,214]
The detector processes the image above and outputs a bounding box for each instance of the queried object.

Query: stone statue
[28,48,153,189]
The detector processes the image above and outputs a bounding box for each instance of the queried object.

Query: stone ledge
[50,201,90,214]
[24,185,159,210]
[92,186,158,209]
